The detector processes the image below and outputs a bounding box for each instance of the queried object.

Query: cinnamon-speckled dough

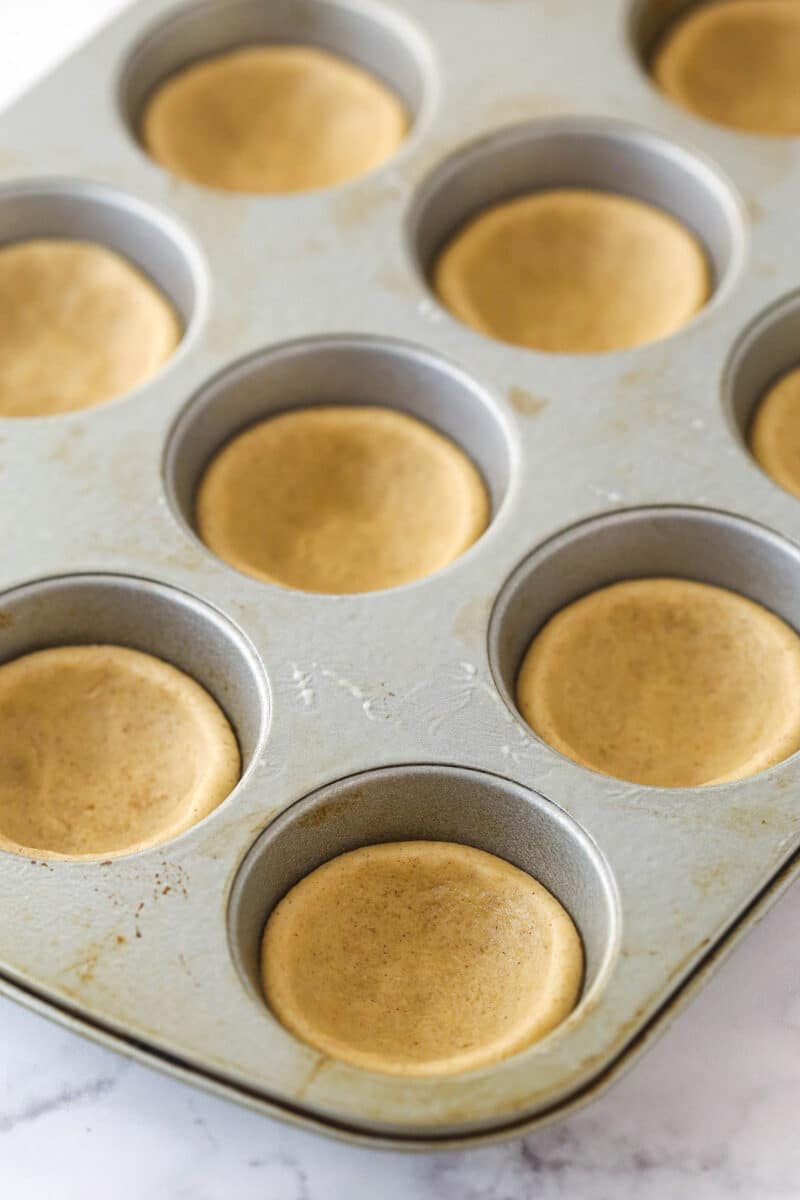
[142,45,408,193]
[750,366,800,498]
[262,841,583,1075]
[0,239,180,418]
[652,0,800,136]
[516,578,800,787]
[433,188,710,354]
[0,645,240,859]
[196,406,489,593]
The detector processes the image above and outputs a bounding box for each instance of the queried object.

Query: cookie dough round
[0,645,240,858]
[433,189,710,353]
[196,405,489,593]
[652,0,800,136]
[516,578,800,787]
[750,366,800,497]
[262,841,583,1075]
[0,239,181,418]
[141,45,408,193]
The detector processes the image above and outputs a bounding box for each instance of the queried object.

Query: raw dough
[142,45,408,192]
[262,840,583,1075]
[0,238,181,418]
[652,0,800,136]
[196,405,489,593]
[433,188,710,353]
[750,365,800,497]
[0,645,240,858]
[516,578,800,787]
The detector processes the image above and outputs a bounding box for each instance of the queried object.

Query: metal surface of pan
[1,0,800,1147]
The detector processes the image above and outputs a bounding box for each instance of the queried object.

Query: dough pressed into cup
[0,238,181,418]
[262,840,584,1075]
[0,644,241,858]
[195,405,489,593]
[141,45,408,193]
[433,188,710,354]
[516,577,800,787]
[652,0,800,136]
[750,365,800,498]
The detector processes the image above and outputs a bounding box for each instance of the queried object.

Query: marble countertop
[2,3,800,1196]
[2,883,799,1199]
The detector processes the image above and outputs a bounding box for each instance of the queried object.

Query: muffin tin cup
[0,572,268,775]
[725,291,800,459]
[120,0,434,167]
[3,0,800,1147]
[629,0,697,68]
[409,114,745,321]
[490,503,800,745]
[0,178,206,348]
[229,764,618,1009]
[164,333,514,577]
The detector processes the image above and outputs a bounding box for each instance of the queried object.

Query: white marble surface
[2,3,800,1196]
[0,884,799,1199]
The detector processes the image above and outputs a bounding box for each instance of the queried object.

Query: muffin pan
[2,0,800,1147]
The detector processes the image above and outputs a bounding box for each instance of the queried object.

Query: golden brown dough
[0,239,180,418]
[652,0,800,135]
[142,45,408,192]
[516,578,800,787]
[0,645,240,858]
[196,405,489,593]
[750,366,800,497]
[262,841,583,1075]
[433,189,710,354]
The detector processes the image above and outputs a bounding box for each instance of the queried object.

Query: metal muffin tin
[2,0,800,1148]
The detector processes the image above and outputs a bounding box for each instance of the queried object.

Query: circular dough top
[261,840,583,1076]
[516,578,800,787]
[750,365,800,498]
[141,45,409,193]
[433,189,710,354]
[652,1,800,136]
[0,645,241,859]
[0,238,181,418]
[195,405,489,593]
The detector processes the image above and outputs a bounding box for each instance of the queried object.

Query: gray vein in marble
[0,1075,117,1134]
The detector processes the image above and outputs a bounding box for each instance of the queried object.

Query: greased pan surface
[1,0,800,1146]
